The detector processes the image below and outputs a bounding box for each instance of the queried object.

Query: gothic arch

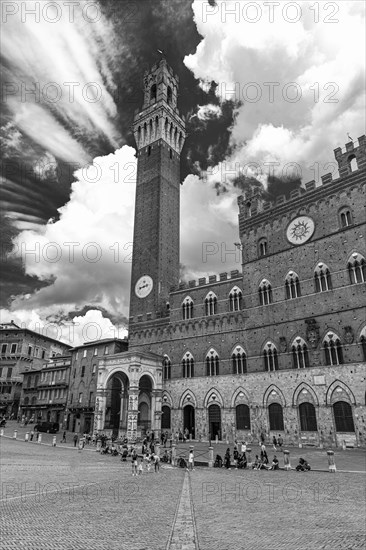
[162,391,173,407]
[231,387,250,407]
[325,380,356,406]
[292,382,319,407]
[179,389,197,409]
[203,388,224,408]
[263,384,286,407]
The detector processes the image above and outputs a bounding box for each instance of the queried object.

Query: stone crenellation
[169,270,242,294]
[238,135,366,220]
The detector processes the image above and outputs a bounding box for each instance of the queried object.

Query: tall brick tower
[129,59,186,323]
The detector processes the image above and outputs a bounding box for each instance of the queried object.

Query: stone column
[246,447,252,468]
[127,387,139,443]
[151,389,162,441]
[283,450,291,470]
[327,450,336,472]
[171,443,176,466]
[208,446,214,467]
[95,393,106,432]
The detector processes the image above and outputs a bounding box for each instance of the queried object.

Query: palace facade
[94,59,366,448]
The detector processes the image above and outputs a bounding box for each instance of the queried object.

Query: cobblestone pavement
[1,435,365,550]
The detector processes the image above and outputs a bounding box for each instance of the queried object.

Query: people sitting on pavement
[253,455,261,470]
[296,457,311,471]
[214,454,223,468]
[269,455,279,470]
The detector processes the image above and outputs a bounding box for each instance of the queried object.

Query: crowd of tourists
[215,435,311,472]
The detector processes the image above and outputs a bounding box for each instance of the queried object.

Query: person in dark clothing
[224,448,231,469]
[296,457,311,471]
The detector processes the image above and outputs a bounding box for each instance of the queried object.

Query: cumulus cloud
[10,145,137,320]
[0,307,127,346]
[180,174,240,280]
[185,0,365,186]
[196,104,222,120]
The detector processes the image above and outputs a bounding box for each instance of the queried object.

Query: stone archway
[138,375,153,436]
[104,371,129,437]
[96,351,163,442]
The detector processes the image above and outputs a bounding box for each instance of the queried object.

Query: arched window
[348,154,358,173]
[206,349,219,376]
[27,376,31,388]
[299,402,317,431]
[258,238,268,257]
[268,403,284,431]
[161,405,171,429]
[323,332,343,365]
[182,296,194,320]
[285,271,301,299]
[205,292,217,316]
[347,253,365,284]
[167,86,172,105]
[182,352,194,378]
[292,337,309,369]
[333,401,355,432]
[360,327,366,361]
[314,263,332,292]
[24,396,29,405]
[232,346,247,374]
[229,286,242,311]
[163,355,171,380]
[150,84,157,101]
[236,404,251,430]
[339,207,353,228]
[259,279,273,305]
[263,342,278,371]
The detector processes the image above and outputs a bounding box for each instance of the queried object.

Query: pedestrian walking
[131,448,138,476]
[272,435,277,451]
[154,453,160,472]
[61,431,66,443]
[78,436,85,452]
[260,432,265,444]
[73,433,78,447]
[30,430,34,441]
[138,457,143,475]
[188,449,194,471]
[278,434,283,452]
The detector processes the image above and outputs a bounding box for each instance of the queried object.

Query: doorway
[208,404,221,440]
[183,405,195,438]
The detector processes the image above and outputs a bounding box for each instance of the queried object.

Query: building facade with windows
[20,355,71,425]
[94,59,366,447]
[67,338,128,434]
[0,322,71,418]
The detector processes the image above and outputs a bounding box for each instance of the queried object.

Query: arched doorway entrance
[183,405,195,439]
[208,404,221,440]
[138,375,153,436]
[105,372,129,437]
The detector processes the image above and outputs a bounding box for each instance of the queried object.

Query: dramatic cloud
[9,145,137,323]
[185,0,366,185]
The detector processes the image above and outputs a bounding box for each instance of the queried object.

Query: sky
[0,0,365,345]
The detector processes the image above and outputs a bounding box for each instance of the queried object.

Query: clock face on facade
[135,275,153,298]
[286,216,315,245]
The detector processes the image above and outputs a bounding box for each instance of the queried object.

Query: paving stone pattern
[1,436,365,550]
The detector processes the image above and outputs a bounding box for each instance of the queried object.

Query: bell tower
[129,58,186,324]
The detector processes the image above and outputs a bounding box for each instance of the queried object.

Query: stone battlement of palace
[237,135,366,220]
[169,270,243,294]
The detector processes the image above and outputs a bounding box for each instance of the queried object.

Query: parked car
[34,422,59,433]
